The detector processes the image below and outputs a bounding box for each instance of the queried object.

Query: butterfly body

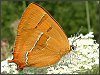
[8,3,71,70]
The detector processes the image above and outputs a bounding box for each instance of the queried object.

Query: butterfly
[8,3,71,70]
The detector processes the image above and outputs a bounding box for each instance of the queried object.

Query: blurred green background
[1,1,99,60]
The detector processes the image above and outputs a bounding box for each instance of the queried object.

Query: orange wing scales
[25,32,50,65]
[25,32,44,65]
[8,3,71,69]
[35,14,46,28]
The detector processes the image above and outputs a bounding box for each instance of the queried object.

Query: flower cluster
[1,56,18,74]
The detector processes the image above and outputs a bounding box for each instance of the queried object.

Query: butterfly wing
[8,3,71,69]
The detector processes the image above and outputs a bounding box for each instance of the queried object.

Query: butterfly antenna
[76,26,83,36]
[71,26,83,50]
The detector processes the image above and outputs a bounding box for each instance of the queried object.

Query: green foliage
[1,1,99,45]
[1,1,25,45]
[77,64,99,74]
[19,67,48,74]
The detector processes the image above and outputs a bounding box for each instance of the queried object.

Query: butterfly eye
[71,45,77,50]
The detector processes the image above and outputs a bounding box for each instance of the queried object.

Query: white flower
[94,58,99,64]
[1,56,18,74]
[84,32,94,38]
[1,60,10,73]
[83,64,92,69]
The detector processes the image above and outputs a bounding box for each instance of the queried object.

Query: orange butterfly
[8,3,71,70]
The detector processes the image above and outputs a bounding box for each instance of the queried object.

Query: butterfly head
[69,34,81,51]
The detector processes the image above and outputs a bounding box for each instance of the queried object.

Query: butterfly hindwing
[8,3,71,69]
